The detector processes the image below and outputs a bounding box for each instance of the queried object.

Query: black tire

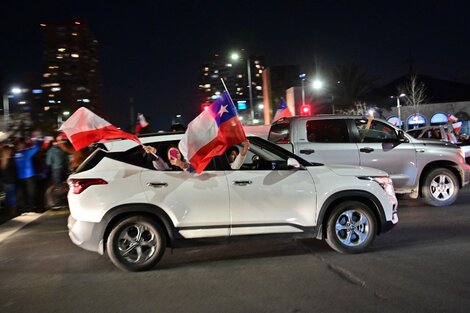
[325,201,377,254]
[106,216,166,271]
[421,168,458,207]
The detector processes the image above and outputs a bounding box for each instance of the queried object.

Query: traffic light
[300,104,312,116]
[201,102,211,111]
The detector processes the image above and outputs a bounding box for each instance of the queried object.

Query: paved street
[1,187,470,313]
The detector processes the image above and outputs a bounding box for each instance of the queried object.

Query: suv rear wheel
[106,216,166,271]
[325,201,377,253]
[421,168,458,207]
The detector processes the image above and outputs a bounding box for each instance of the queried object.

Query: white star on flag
[218,105,229,117]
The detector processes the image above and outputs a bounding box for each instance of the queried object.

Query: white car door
[225,147,317,236]
[140,169,230,238]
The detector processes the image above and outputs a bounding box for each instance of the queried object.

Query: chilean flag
[135,113,149,134]
[178,91,246,173]
[272,99,292,122]
[59,107,141,150]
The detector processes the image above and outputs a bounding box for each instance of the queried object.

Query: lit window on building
[71,54,80,58]
[51,87,61,92]
[58,48,66,52]
[226,63,232,67]
[82,99,90,103]
[43,73,51,78]
[56,55,63,59]
[204,67,209,71]
[204,84,211,88]
[256,86,262,90]
[237,74,243,78]
[72,32,78,36]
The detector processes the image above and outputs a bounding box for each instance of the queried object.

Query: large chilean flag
[179,91,246,173]
[59,107,141,150]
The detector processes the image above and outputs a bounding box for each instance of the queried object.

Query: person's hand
[241,140,250,156]
[142,145,156,154]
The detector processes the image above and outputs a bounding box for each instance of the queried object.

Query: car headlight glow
[359,176,395,197]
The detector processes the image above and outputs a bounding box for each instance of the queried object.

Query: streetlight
[230,52,254,124]
[391,93,406,128]
[2,87,22,130]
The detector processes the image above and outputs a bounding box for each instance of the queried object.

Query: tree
[332,64,377,111]
[398,74,427,112]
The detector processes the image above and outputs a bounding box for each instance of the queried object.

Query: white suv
[67,133,398,271]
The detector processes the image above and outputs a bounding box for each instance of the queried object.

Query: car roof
[99,132,184,152]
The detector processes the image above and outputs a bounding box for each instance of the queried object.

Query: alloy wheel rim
[335,209,370,246]
[117,223,158,264]
[430,174,454,201]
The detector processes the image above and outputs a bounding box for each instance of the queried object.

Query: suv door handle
[232,180,252,186]
[146,182,168,188]
[360,147,374,153]
[300,149,315,155]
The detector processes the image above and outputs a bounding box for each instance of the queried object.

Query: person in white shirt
[226,140,250,170]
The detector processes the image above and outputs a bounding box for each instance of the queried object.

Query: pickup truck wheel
[422,168,458,207]
[106,216,166,272]
[325,201,377,254]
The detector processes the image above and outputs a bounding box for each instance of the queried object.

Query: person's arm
[142,145,170,170]
[230,141,249,170]
[170,157,194,173]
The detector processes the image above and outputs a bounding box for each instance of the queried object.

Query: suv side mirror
[397,130,409,143]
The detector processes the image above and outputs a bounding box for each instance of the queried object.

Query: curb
[0,212,45,244]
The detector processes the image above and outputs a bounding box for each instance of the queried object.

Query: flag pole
[220,78,236,105]
[220,79,247,139]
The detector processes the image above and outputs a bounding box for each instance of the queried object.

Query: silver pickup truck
[268,115,470,207]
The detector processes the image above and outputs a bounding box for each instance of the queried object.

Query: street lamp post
[391,93,406,128]
[2,87,22,131]
[246,57,254,123]
[231,52,254,124]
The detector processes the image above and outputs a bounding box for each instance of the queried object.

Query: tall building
[198,51,265,124]
[39,20,102,126]
[262,65,300,124]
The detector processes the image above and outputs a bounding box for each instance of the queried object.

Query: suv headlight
[359,176,395,197]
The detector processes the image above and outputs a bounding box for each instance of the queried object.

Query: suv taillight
[69,178,108,194]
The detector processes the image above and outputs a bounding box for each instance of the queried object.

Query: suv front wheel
[421,168,458,207]
[106,216,166,271]
[325,201,377,254]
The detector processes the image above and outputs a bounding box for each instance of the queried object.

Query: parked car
[67,133,398,271]
[407,125,470,163]
[268,115,470,207]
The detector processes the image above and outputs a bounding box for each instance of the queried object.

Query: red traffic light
[201,102,211,111]
[300,104,311,116]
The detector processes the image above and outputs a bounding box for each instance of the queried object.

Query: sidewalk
[0,212,44,244]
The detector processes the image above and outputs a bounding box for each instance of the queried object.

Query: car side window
[306,120,349,143]
[268,122,290,144]
[356,120,399,143]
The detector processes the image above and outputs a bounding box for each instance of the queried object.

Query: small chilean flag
[272,99,292,122]
[59,107,141,150]
[178,91,246,173]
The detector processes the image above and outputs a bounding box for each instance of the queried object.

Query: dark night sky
[1,0,469,130]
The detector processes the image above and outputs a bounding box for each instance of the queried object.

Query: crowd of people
[0,133,91,218]
[0,124,250,219]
